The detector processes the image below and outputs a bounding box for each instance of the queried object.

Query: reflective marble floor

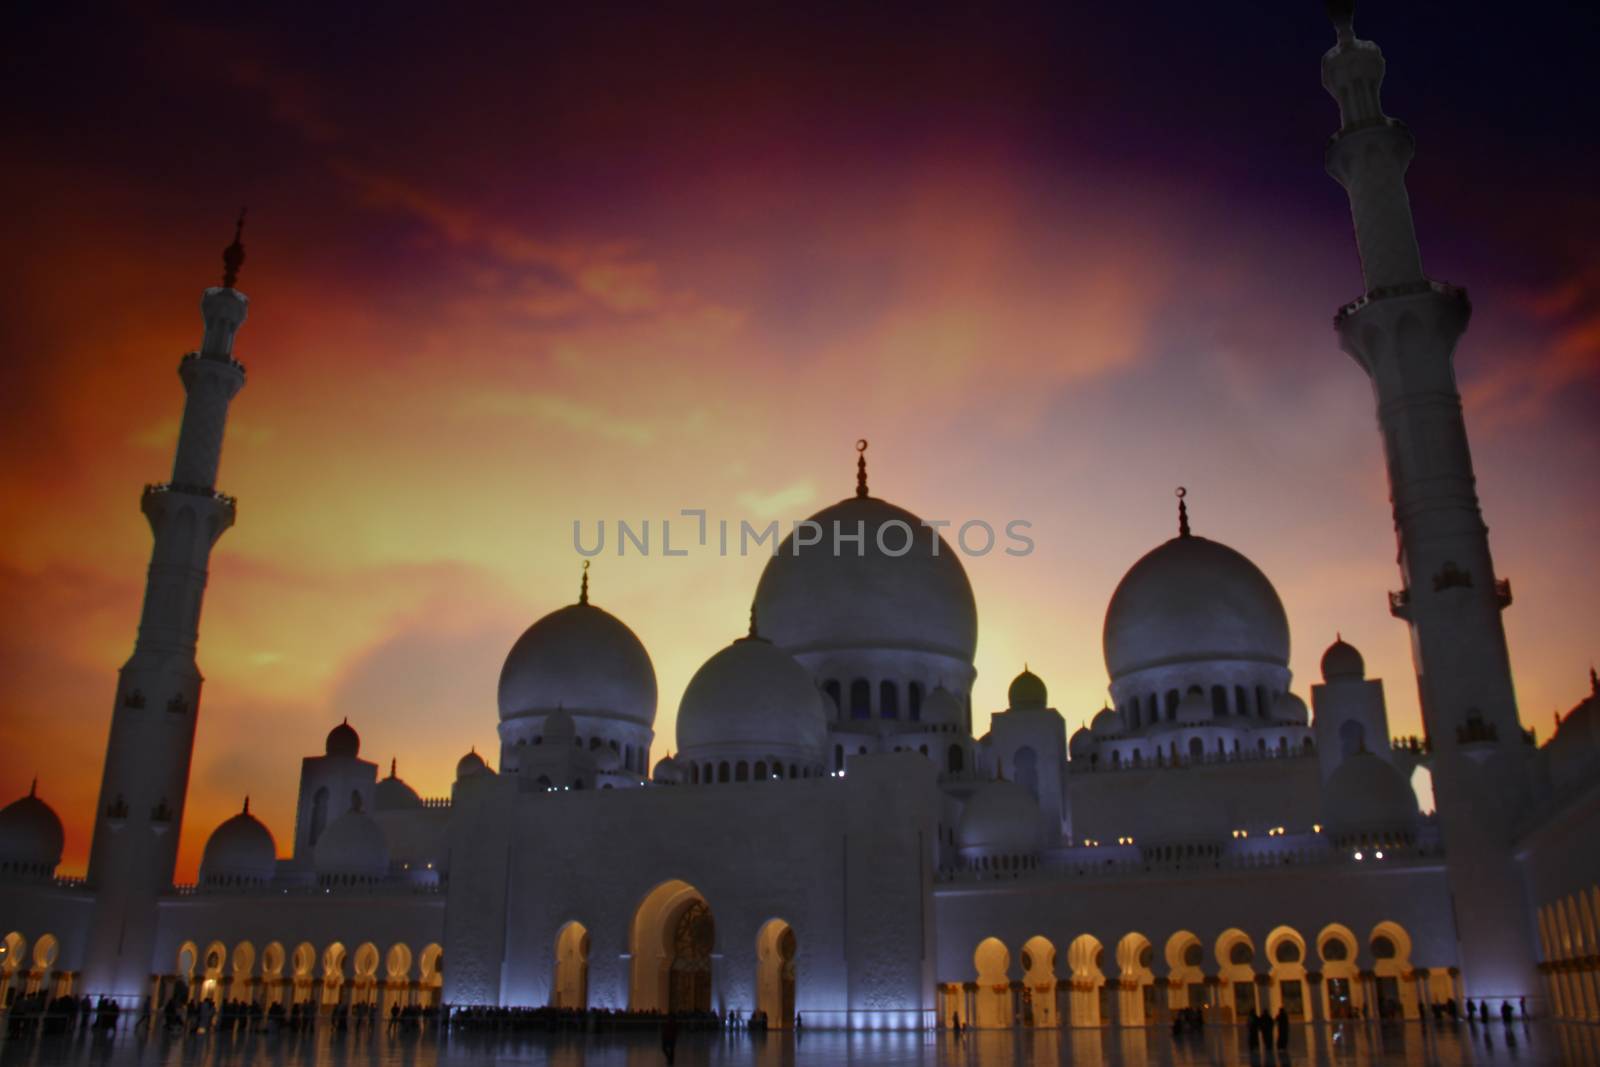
[2,1022,1596,1067]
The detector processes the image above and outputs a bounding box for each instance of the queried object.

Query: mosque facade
[3,6,1599,1031]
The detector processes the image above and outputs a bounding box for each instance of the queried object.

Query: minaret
[81,217,250,998]
[1322,3,1534,1002]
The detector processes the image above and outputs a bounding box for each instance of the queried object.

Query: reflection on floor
[1,1020,1597,1067]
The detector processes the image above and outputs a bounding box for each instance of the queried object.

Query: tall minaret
[1322,3,1535,1004]
[81,217,250,998]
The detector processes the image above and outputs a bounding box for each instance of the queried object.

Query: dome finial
[29,777,37,798]
[1591,664,1598,694]
[855,438,869,498]
[1176,486,1191,538]
[579,559,590,605]
[748,600,759,639]
[242,795,250,815]
[222,208,247,289]
[390,757,397,778]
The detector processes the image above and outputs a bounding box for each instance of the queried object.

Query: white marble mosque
[2,3,1598,1034]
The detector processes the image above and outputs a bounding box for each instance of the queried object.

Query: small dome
[1273,691,1310,726]
[958,779,1043,854]
[1176,689,1212,725]
[1069,726,1095,759]
[456,749,491,781]
[199,800,277,885]
[313,808,390,880]
[0,786,64,873]
[652,755,685,784]
[374,762,423,811]
[1090,707,1121,737]
[1103,534,1290,681]
[1008,668,1048,710]
[1321,637,1365,682]
[922,686,963,726]
[1321,752,1418,837]
[753,494,977,661]
[498,600,657,728]
[326,719,360,759]
[677,636,829,758]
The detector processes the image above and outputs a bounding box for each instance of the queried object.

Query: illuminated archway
[290,942,316,1006]
[1264,926,1307,1020]
[1,933,25,1005]
[553,923,590,1010]
[1316,924,1360,1019]
[972,937,1012,1028]
[231,941,256,1004]
[755,919,796,1028]
[384,943,414,1016]
[419,943,444,1007]
[352,942,380,1006]
[1164,931,1206,1014]
[1214,928,1257,1022]
[261,942,286,1008]
[321,942,347,1008]
[27,935,60,998]
[1116,933,1156,1026]
[201,940,226,1005]
[1020,935,1058,1027]
[629,880,714,1014]
[1067,934,1106,1027]
[1369,921,1417,1020]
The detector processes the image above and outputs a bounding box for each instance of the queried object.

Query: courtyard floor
[1,1021,1596,1067]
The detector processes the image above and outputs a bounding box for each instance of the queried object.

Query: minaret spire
[84,218,253,998]
[1175,487,1191,538]
[579,560,590,605]
[855,438,869,498]
[222,208,247,289]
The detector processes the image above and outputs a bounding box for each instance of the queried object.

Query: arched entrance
[1369,921,1418,1019]
[291,943,315,1007]
[630,880,715,1014]
[1316,924,1360,1019]
[201,941,226,1005]
[1165,931,1206,1014]
[1067,934,1106,1027]
[756,919,796,1028]
[352,942,380,1006]
[231,941,256,1004]
[418,944,444,1007]
[384,943,413,1016]
[553,922,590,1009]
[1265,926,1307,1021]
[1117,933,1156,1026]
[972,937,1012,1028]
[1214,929,1257,1022]
[261,943,286,1008]
[1020,935,1058,1027]
[321,942,347,1009]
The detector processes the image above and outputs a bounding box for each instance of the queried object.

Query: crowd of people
[3,993,123,1037]
[445,1004,724,1034]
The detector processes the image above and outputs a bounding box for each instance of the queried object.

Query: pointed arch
[756,919,797,1028]
[630,880,714,1014]
[972,937,1012,1028]
[1020,935,1058,1027]
[1067,934,1106,1027]
[1116,932,1156,1026]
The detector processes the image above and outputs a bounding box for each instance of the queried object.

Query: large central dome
[754,495,977,660]
[1103,533,1289,681]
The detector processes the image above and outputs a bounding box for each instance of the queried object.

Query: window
[754,761,767,779]
[1256,686,1269,720]
[909,682,923,722]
[735,761,749,782]
[1188,737,1204,759]
[880,681,899,720]
[834,745,844,772]
[1235,686,1249,717]
[718,762,730,783]
[1212,686,1228,718]
[947,744,964,775]
[823,680,842,716]
[850,679,871,720]
[1166,690,1180,720]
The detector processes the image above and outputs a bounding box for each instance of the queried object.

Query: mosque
[3,3,1598,1032]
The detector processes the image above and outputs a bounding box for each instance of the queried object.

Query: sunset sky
[2,4,1596,880]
